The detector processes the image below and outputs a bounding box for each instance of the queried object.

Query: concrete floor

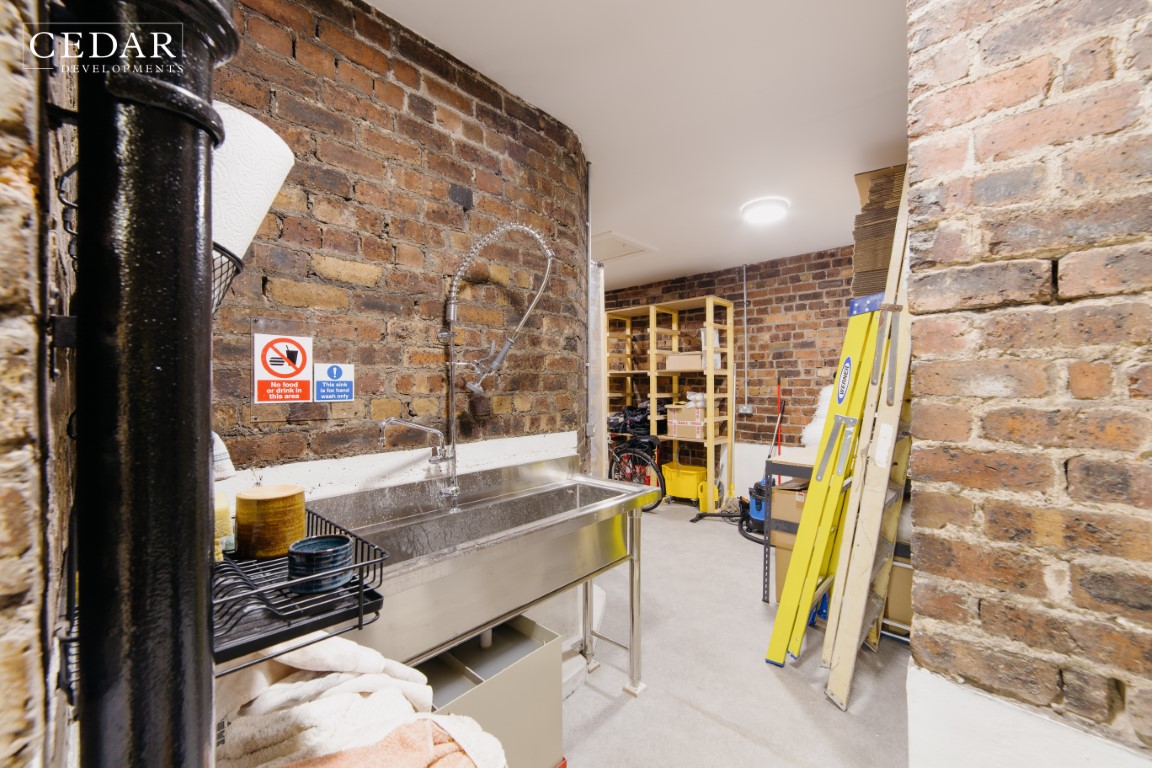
[563,502,910,768]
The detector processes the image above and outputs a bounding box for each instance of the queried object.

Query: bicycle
[608,433,666,512]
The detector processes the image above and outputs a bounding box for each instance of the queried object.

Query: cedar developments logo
[23,22,184,75]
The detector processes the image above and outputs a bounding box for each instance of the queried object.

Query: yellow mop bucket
[661,462,719,506]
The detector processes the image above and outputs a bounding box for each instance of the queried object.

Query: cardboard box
[769,479,809,601]
[669,420,706,440]
[768,479,808,549]
[664,352,703,370]
[666,404,707,422]
[885,555,913,628]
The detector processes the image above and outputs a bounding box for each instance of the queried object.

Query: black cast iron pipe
[73,1,236,765]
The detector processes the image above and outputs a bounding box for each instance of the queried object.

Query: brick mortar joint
[921,180,1152,239]
[910,17,1146,98]
[912,121,1149,192]
[913,524,1066,559]
[915,519,1152,581]
[912,433,1138,457]
[907,0,1047,38]
[909,471,1149,519]
[909,290,1152,319]
[926,393,1143,415]
[915,349,1152,370]
[915,615,1152,688]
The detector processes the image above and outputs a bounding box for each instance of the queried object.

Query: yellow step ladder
[765,293,883,666]
[767,173,911,669]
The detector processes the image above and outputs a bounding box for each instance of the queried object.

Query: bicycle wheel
[609,448,666,512]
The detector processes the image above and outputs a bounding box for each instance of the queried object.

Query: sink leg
[624,509,645,696]
[581,580,599,672]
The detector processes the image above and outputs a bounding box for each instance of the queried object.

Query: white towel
[321,673,434,713]
[217,636,465,767]
[219,688,415,768]
[241,671,357,717]
[216,659,292,722]
[277,635,427,685]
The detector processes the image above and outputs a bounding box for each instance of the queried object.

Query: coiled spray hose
[445,224,555,392]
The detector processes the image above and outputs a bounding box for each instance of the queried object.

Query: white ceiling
[370,1,909,290]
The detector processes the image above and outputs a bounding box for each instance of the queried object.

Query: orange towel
[279,720,476,768]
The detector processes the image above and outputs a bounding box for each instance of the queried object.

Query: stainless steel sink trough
[307,456,656,693]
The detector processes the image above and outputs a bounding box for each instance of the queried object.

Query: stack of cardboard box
[665,403,706,440]
[769,477,913,628]
[851,165,906,297]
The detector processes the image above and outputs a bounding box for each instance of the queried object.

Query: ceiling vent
[592,231,654,263]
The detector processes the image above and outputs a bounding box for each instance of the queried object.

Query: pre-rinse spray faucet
[439,224,556,505]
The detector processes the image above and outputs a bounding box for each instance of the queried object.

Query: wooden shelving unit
[605,296,735,512]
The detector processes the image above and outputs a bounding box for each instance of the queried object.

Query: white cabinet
[417,617,562,768]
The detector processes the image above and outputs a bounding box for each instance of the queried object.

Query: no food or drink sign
[254,333,313,403]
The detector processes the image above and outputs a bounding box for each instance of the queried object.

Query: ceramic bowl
[287,535,354,594]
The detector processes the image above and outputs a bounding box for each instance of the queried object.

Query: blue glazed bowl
[287,535,354,594]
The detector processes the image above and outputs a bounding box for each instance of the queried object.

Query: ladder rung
[810,575,834,611]
[870,540,896,583]
[883,483,902,511]
[859,592,888,646]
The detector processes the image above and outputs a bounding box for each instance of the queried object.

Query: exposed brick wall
[908,0,1152,750]
[0,1,43,765]
[605,248,853,447]
[212,0,589,467]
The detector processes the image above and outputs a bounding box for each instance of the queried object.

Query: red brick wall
[605,247,853,446]
[908,0,1152,749]
[1,0,45,762]
[211,0,589,467]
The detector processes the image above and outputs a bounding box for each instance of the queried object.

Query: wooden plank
[820,173,911,671]
[824,255,914,711]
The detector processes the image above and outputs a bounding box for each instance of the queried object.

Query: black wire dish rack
[212,509,387,676]
[211,243,243,315]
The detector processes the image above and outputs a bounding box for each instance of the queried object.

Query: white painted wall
[728,441,818,499]
[908,661,1150,767]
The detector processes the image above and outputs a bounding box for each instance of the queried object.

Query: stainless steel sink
[307,456,656,667]
[356,481,624,565]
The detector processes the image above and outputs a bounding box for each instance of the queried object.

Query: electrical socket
[736,404,754,415]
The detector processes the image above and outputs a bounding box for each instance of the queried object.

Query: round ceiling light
[740,196,790,225]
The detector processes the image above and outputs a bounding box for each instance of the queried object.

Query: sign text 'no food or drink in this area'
[254,333,313,403]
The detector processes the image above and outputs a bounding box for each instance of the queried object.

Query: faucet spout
[381,418,458,501]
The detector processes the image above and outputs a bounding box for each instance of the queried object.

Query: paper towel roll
[211,102,295,260]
